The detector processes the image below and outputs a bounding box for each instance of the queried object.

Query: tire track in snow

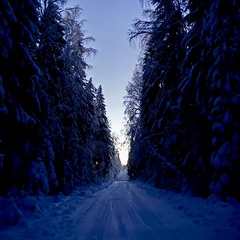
[73,181,229,240]
[97,185,117,239]
[1,181,239,240]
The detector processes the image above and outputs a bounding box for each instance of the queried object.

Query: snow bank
[136,181,240,240]
[0,183,111,239]
[0,181,239,240]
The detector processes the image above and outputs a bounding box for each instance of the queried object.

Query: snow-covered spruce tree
[0,0,52,195]
[94,85,114,179]
[109,132,122,179]
[123,64,142,179]
[0,0,16,172]
[205,0,240,200]
[177,0,213,196]
[76,78,98,185]
[56,5,97,193]
[134,0,187,188]
[36,0,68,194]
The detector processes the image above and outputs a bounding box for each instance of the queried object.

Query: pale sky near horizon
[67,0,143,164]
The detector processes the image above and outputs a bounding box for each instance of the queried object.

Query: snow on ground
[0,177,240,240]
[116,168,129,181]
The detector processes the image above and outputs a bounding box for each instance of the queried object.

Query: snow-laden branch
[143,138,190,183]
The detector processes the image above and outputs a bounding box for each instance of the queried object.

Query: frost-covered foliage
[0,0,44,195]
[126,0,240,200]
[108,133,122,180]
[175,0,213,196]
[93,85,116,180]
[205,0,240,199]
[0,1,117,197]
[127,0,187,187]
[123,65,143,178]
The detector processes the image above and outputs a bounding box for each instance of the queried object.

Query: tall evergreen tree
[0,0,16,171]
[131,0,187,188]
[94,85,114,179]
[71,78,97,186]
[36,0,67,194]
[0,1,107,196]
[124,65,142,178]
[109,132,122,179]
[176,0,213,196]
[126,0,240,199]
[0,0,50,195]
[56,5,97,192]
[205,0,240,199]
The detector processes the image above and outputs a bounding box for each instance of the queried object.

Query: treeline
[0,0,121,196]
[125,0,240,200]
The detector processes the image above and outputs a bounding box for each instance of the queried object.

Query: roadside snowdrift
[0,178,239,240]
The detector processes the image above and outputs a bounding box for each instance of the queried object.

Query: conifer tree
[126,0,240,199]
[124,65,142,178]
[36,0,68,194]
[73,78,97,186]
[176,0,212,196]
[94,85,114,178]
[110,133,122,179]
[133,0,186,187]
[57,5,97,192]
[205,0,240,199]
[0,0,50,195]
[0,0,16,173]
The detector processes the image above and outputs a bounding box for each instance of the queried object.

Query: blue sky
[67,0,143,164]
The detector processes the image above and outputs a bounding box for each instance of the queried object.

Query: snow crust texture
[0,180,239,240]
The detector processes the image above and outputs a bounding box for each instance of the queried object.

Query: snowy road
[0,179,240,240]
[75,181,188,240]
[73,181,238,240]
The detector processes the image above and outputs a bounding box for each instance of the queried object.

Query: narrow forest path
[71,181,239,240]
[0,178,239,240]
[75,181,195,240]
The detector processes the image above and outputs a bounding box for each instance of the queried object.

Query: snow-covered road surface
[76,181,194,239]
[0,180,240,240]
[77,181,182,240]
[74,181,239,240]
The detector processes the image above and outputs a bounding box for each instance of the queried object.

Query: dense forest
[0,0,121,196]
[1,0,239,202]
[125,0,240,200]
